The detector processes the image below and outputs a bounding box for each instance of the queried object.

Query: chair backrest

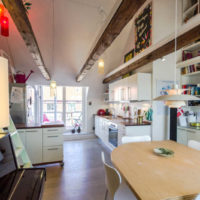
[122,135,151,144]
[188,140,200,151]
[101,152,121,199]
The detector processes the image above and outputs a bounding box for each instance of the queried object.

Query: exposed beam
[76,0,146,82]
[2,0,51,80]
[103,24,200,84]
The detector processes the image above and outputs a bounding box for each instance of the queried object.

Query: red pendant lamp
[0,4,4,19]
[1,16,9,37]
[0,4,9,37]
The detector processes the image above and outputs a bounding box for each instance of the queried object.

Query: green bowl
[154,148,174,157]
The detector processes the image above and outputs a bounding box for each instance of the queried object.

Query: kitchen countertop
[15,122,65,129]
[178,125,200,131]
[97,115,152,126]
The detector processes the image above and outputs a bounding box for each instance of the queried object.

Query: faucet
[110,107,117,118]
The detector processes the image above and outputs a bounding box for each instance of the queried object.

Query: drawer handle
[48,136,59,138]
[48,148,58,151]
[48,129,58,132]
[26,130,39,133]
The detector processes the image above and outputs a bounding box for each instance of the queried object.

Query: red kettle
[15,70,34,83]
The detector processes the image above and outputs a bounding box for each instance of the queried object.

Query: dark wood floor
[42,139,111,200]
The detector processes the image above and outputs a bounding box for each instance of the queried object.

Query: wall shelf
[182,41,200,51]
[182,70,200,76]
[182,0,200,23]
[177,56,200,69]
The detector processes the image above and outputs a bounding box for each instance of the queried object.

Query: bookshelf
[177,40,200,75]
[178,40,200,106]
[182,0,200,23]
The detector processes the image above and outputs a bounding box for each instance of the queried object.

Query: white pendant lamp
[153,0,199,107]
[154,84,199,108]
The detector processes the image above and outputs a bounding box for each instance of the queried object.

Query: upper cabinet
[128,73,152,101]
[109,73,152,102]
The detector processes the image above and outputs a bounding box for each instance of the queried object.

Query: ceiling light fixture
[50,80,56,97]
[154,0,199,107]
[98,59,104,74]
[50,0,56,97]
[161,57,166,62]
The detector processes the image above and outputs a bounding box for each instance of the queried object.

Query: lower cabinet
[17,127,64,165]
[177,127,200,146]
[43,146,63,163]
[25,129,43,164]
[177,128,188,145]
[95,116,152,149]
[118,125,151,146]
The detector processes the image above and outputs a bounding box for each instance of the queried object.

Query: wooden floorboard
[42,139,111,200]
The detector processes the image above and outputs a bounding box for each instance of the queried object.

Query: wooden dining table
[111,140,200,200]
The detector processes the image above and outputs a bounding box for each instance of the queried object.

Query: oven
[109,123,118,147]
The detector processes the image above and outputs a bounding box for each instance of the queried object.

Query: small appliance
[97,109,105,116]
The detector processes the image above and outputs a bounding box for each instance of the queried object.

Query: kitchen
[1,0,200,200]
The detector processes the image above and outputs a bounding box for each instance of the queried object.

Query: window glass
[43,86,54,100]
[65,87,82,101]
[41,86,84,129]
[56,86,63,100]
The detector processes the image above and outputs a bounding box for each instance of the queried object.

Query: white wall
[152,53,175,140]
[151,0,176,140]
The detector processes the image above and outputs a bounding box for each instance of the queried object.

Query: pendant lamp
[50,80,56,97]
[153,0,199,107]
[49,0,56,97]
[98,59,104,74]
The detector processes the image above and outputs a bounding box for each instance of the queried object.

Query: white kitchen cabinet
[43,127,64,163]
[95,116,152,148]
[177,127,200,146]
[95,116,100,137]
[95,116,110,145]
[43,146,63,163]
[25,129,43,164]
[128,73,152,101]
[17,129,26,147]
[118,125,152,145]
[177,128,188,145]
[108,73,152,102]
[17,127,64,165]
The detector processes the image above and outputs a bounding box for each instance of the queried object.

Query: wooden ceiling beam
[103,24,200,84]
[76,0,146,82]
[2,0,51,80]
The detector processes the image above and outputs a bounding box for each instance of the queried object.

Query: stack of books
[181,50,200,75]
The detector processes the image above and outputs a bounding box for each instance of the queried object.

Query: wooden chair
[122,135,151,144]
[188,140,200,151]
[101,152,137,200]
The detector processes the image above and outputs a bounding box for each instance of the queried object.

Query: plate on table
[153,148,174,157]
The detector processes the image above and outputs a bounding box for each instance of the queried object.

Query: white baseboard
[63,133,96,141]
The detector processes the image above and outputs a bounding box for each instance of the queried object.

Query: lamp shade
[0,57,9,128]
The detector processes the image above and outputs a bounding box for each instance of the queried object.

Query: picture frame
[135,3,152,55]
[124,49,134,63]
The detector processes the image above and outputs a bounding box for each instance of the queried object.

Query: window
[65,87,83,128]
[42,86,63,123]
[40,86,86,132]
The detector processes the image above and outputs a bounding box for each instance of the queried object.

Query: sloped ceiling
[0,0,141,86]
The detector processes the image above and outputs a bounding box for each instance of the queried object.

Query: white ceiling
[0,0,127,85]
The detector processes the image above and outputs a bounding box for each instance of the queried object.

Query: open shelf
[182,70,200,76]
[182,0,199,23]
[183,2,198,15]
[182,41,200,51]
[177,56,200,69]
